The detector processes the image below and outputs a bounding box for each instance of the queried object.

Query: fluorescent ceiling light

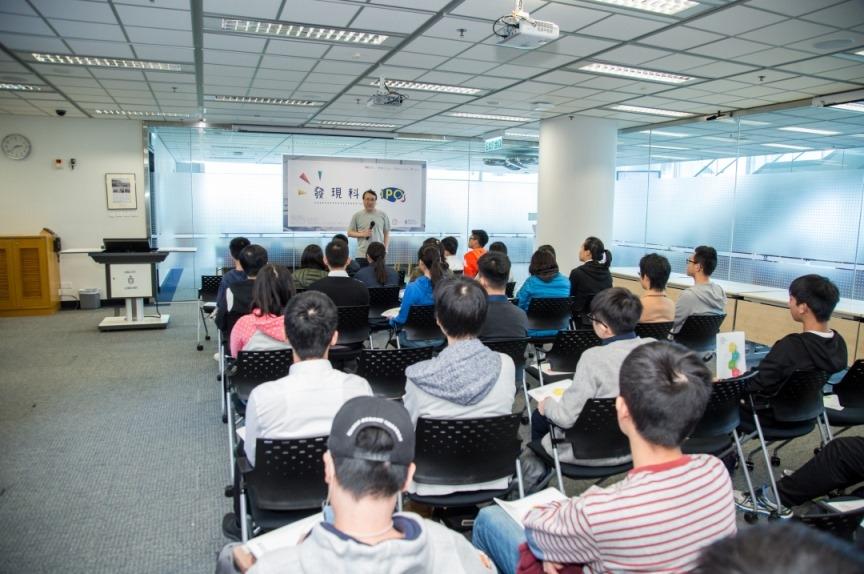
[609,104,692,118]
[831,102,864,113]
[651,154,689,160]
[396,136,447,142]
[505,131,540,138]
[715,117,771,126]
[94,109,190,118]
[372,79,482,96]
[855,50,864,56]
[447,112,532,122]
[762,143,812,150]
[638,144,688,150]
[778,126,840,136]
[221,18,388,45]
[580,63,694,84]
[639,129,688,137]
[32,53,182,71]
[317,120,396,128]
[0,83,46,91]
[206,95,324,106]
[587,0,698,15]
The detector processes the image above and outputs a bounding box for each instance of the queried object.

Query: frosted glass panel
[467,180,537,234]
[645,175,735,251]
[613,176,648,244]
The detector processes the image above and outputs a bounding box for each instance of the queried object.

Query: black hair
[789,274,840,322]
[590,287,642,335]
[238,244,268,276]
[362,189,377,200]
[418,244,446,287]
[477,252,510,290]
[325,240,349,269]
[694,522,864,574]
[536,244,556,258]
[300,244,328,271]
[639,253,672,291]
[619,342,712,447]
[434,277,487,337]
[441,236,458,256]
[366,241,389,285]
[529,249,559,281]
[584,236,612,268]
[471,229,489,248]
[333,426,409,500]
[693,245,718,276]
[333,233,349,244]
[283,291,338,360]
[251,264,295,316]
[229,237,251,260]
[488,241,508,255]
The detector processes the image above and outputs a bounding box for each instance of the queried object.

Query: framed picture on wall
[105,173,137,210]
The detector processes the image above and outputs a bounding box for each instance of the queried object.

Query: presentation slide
[283,156,426,231]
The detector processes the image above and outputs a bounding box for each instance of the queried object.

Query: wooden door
[0,240,14,310]
[14,238,49,309]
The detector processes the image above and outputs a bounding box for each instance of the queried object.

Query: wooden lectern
[88,249,170,331]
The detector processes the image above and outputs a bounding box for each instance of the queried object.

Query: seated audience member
[463,229,489,278]
[409,237,444,282]
[488,241,507,255]
[441,236,463,272]
[223,291,373,539]
[229,264,294,356]
[217,396,495,574]
[477,252,528,341]
[216,244,268,335]
[292,244,328,289]
[569,236,613,325]
[333,233,360,276]
[672,245,726,333]
[403,278,516,495]
[532,288,652,464]
[536,244,555,257]
[390,244,447,348]
[215,236,251,317]
[473,342,735,574]
[694,521,864,574]
[308,240,369,308]
[638,253,675,323]
[516,248,570,337]
[354,241,399,288]
[745,274,847,400]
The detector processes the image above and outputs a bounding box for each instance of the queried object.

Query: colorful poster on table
[282,156,426,231]
[716,331,746,380]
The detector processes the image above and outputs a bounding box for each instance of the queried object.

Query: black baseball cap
[328,397,415,465]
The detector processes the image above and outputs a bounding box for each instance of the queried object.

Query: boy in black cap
[218,396,495,574]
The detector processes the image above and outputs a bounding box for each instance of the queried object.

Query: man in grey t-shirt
[347,189,390,260]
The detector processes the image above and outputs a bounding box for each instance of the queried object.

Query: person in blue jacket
[516,247,570,337]
[390,244,448,348]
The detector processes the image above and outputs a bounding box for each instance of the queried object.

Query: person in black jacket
[215,244,268,337]
[569,236,612,325]
[308,239,369,308]
[746,274,847,397]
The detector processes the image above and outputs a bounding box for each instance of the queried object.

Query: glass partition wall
[149,126,539,301]
[614,104,864,299]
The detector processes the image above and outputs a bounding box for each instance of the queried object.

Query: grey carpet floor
[0,304,860,572]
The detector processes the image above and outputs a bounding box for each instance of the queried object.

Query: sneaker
[733,487,792,518]
[213,352,220,362]
[756,487,793,518]
[222,512,242,541]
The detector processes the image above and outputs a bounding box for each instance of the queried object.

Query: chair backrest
[505,281,516,298]
[230,349,294,399]
[562,398,630,460]
[547,330,602,372]
[526,297,572,332]
[770,370,828,422]
[482,338,529,369]
[674,314,726,348]
[397,269,406,287]
[796,507,864,542]
[223,280,256,337]
[835,360,864,408]
[247,436,328,510]
[689,373,752,439]
[413,414,522,485]
[403,304,443,341]
[336,305,371,345]
[635,321,673,340]
[368,286,401,313]
[356,347,435,398]
[200,275,222,299]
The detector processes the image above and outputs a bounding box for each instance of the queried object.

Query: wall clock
[2,133,31,160]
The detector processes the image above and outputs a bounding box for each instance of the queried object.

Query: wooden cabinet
[0,233,60,316]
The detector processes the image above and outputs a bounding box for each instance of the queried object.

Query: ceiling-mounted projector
[368,77,407,108]
[493,0,559,49]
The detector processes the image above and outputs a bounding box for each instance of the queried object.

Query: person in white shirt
[223,291,373,540]
[442,236,463,272]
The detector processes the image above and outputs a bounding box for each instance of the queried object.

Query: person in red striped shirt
[472,341,737,574]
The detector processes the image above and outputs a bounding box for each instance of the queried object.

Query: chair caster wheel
[197,344,203,351]
[217,374,222,382]
[813,447,821,456]
[770,456,781,467]
[224,485,234,498]
[746,461,755,471]
[520,415,529,426]
[206,335,211,341]
[768,512,781,521]
[744,512,758,524]
[222,413,228,424]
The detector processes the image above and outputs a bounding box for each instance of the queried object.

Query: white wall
[0,115,146,298]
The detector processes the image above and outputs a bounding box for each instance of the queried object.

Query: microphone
[369,221,375,233]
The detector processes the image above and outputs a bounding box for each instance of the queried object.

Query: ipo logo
[381,187,406,203]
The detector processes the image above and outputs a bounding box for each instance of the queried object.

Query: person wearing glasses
[672,245,726,334]
[530,288,653,464]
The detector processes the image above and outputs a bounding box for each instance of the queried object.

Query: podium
[88,251,170,331]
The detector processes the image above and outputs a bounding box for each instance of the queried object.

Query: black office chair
[826,360,864,436]
[238,436,329,541]
[355,347,434,399]
[796,506,864,542]
[197,275,222,351]
[330,305,370,363]
[483,337,530,420]
[674,314,726,350]
[394,304,443,348]
[528,398,632,494]
[525,297,573,345]
[524,329,601,386]
[405,414,524,527]
[635,321,673,341]
[368,286,401,317]
[505,281,516,298]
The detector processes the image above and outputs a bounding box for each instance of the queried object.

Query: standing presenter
[347,189,391,266]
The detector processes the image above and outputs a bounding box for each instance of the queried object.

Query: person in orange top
[462,229,488,278]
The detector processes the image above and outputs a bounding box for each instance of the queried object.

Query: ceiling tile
[577,14,669,41]
[126,26,193,47]
[688,6,787,35]
[116,0,191,9]
[258,54,318,72]
[425,16,493,43]
[738,19,837,45]
[31,0,118,23]
[265,39,330,59]
[786,31,864,54]
[90,68,146,81]
[203,49,260,67]
[690,37,770,58]
[49,20,126,42]
[66,40,135,58]
[146,71,196,83]
[645,53,717,72]
[450,0,545,21]
[529,3,610,33]
[778,55,863,74]
[509,51,577,69]
[401,36,472,57]
[455,43,523,63]
[639,26,724,50]
[202,63,254,78]
[436,58,499,74]
[0,0,38,17]
[732,47,816,67]
[417,70,475,84]
[313,60,369,75]
[686,60,758,78]
[351,6,431,34]
[369,65,426,81]
[535,70,593,85]
[203,32,267,53]
[205,0,282,19]
[746,0,841,18]
[387,52,449,69]
[0,34,66,52]
[133,45,194,62]
[462,75,518,89]
[803,1,864,28]
[115,5,191,30]
[0,15,54,35]
[486,63,548,78]
[324,46,388,64]
[599,45,673,65]
[547,85,601,99]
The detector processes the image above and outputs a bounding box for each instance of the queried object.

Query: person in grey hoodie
[216,397,496,574]
[672,245,727,334]
[403,277,516,496]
